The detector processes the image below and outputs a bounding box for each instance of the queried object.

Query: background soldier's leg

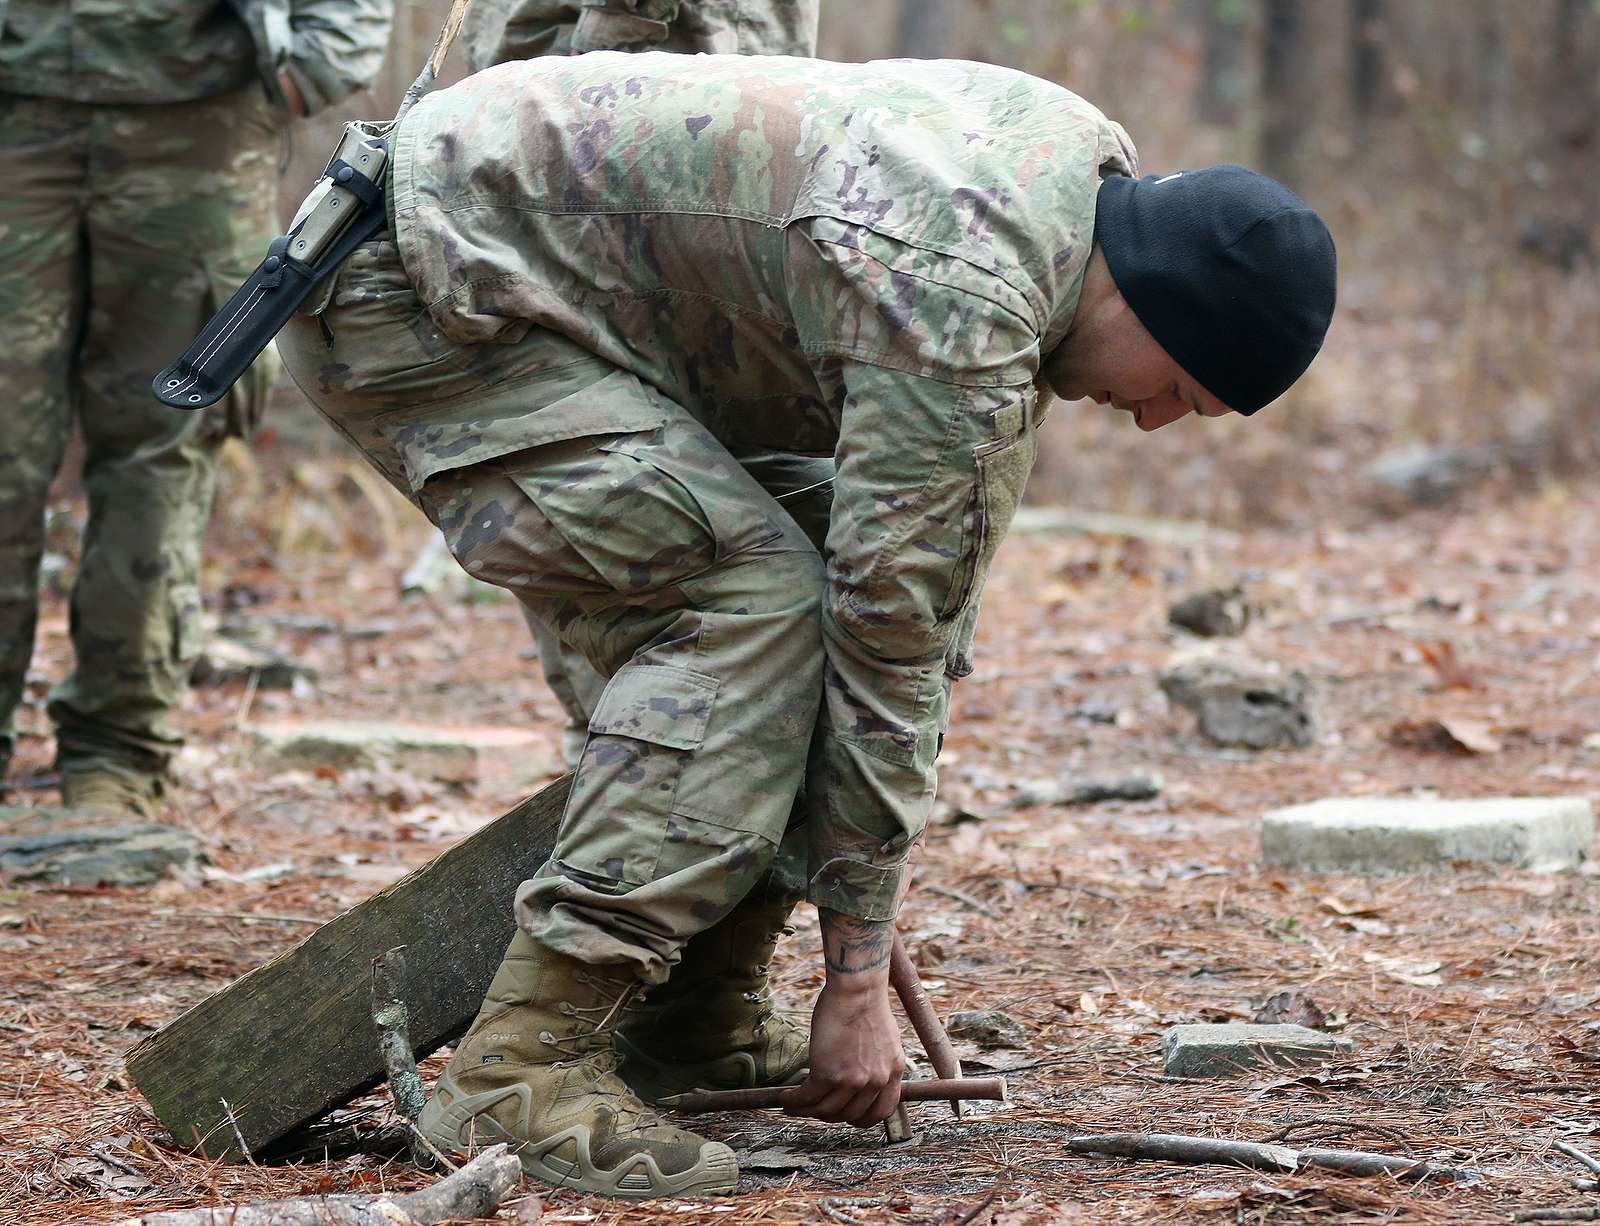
[521,609,606,768]
[0,95,86,782]
[49,88,279,783]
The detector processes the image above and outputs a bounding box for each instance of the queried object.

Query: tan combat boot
[416,932,737,1199]
[59,761,159,818]
[614,895,810,1103]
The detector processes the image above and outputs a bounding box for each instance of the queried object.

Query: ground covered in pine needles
[2,448,1597,1225]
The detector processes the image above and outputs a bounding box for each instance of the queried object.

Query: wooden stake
[890,933,964,1119]
[664,1076,1007,1114]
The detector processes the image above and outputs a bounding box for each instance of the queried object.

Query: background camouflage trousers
[280,239,833,982]
[0,85,281,774]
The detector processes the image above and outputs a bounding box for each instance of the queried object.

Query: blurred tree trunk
[895,0,954,58]
[1476,3,1509,156]
[1549,0,1600,234]
[1549,0,1598,156]
[1348,0,1382,125]
[1194,0,1249,125]
[1260,0,1311,188]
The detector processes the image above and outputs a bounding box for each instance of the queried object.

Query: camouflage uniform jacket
[392,53,1138,918]
[0,0,391,112]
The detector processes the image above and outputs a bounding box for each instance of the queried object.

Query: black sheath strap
[152,165,388,410]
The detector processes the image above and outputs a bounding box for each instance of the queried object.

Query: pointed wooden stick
[889,932,965,1118]
[664,1076,1006,1114]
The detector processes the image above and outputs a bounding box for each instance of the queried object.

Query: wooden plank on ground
[126,777,570,1159]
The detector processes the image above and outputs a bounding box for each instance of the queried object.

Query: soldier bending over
[274,53,1337,1198]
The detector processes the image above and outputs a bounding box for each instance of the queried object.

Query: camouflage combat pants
[279,239,828,982]
[524,448,833,769]
[0,86,281,773]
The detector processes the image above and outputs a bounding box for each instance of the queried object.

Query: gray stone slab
[191,637,313,690]
[249,719,552,785]
[947,1009,1027,1049]
[1163,1023,1352,1079]
[1262,796,1594,874]
[1158,657,1314,749]
[0,813,204,886]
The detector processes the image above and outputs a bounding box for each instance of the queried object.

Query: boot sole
[417,1073,738,1200]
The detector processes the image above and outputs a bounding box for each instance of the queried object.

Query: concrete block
[1262,796,1593,874]
[250,719,553,785]
[1163,1023,1352,1079]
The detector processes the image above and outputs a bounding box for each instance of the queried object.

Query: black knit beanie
[1094,166,1337,415]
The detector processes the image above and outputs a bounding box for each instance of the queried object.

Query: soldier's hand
[787,909,906,1127]
[787,979,905,1126]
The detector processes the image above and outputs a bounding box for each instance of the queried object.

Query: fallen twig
[1064,1131,1476,1184]
[112,1142,521,1225]
[818,1195,885,1226]
[233,666,260,729]
[162,911,324,926]
[408,1120,460,1174]
[1554,1139,1600,1177]
[371,947,427,1123]
[1513,1210,1600,1223]
[950,1180,1003,1226]
[218,1098,253,1166]
[371,946,436,1169]
[664,1076,1007,1113]
[1262,1116,1416,1151]
[925,883,1002,918]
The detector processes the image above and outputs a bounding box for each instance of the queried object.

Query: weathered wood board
[126,776,570,1159]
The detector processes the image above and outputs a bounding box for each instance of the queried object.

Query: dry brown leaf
[1438,716,1501,754]
[1389,716,1501,755]
[1318,894,1381,917]
[1337,916,1395,936]
[1417,639,1478,689]
[1362,952,1444,987]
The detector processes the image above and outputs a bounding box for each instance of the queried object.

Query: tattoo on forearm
[819,908,893,976]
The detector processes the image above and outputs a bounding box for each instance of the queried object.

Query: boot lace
[538,972,639,1069]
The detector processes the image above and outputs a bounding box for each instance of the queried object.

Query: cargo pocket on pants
[589,426,786,572]
[558,664,718,888]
